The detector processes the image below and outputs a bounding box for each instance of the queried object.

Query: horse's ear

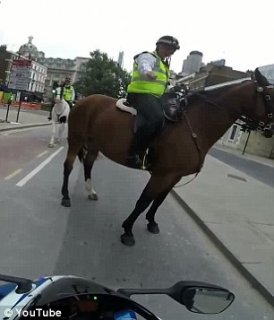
[254,67,270,86]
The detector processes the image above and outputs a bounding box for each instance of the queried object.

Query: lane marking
[37,150,49,158]
[1,128,33,136]
[4,168,22,180]
[16,147,64,187]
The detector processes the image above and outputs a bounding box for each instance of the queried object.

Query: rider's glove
[145,71,157,80]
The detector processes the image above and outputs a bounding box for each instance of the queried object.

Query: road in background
[209,147,274,187]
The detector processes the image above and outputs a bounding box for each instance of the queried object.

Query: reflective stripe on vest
[63,86,73,101]
[127,52,169,96]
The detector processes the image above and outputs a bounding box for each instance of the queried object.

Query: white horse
[48,87,70,148]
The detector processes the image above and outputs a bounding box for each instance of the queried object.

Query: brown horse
[61,68,274,246]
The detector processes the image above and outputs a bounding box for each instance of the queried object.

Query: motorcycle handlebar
[0,274,235,320]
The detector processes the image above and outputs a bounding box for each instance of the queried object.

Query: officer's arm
[136,53,156,79]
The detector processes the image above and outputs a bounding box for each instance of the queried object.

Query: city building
[17,37,90,102]
[37,55,89,102]
[0,44,47,102]
[177,60,249,90]
[117,51,124,68]
[181,51,203,76]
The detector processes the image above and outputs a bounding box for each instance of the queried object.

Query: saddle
[116,92,186,123]
[116,92,187,170]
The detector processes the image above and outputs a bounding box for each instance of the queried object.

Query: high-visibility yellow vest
[63,86,74,101]
[127,52,169,97]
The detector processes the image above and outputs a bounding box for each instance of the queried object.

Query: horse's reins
[172,111,203,188]
[174,82,249,188]
[175,79,273,188]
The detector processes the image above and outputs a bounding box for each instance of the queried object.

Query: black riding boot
[126,128,151,168]
[127,123,159,169]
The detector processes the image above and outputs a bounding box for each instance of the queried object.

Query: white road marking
[37,150,49,158]
[1,128,33,135]
[4,168,22,180]
[16,147,64,187]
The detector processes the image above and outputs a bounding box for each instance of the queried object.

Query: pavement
[1,105,274,307]
[0,105,50,131]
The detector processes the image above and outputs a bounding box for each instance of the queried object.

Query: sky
[0,0,274,74]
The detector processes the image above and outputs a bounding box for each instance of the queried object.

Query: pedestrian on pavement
[126,35,180,168]
[7,94,13,107]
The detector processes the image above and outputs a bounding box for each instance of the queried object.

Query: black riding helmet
[156,35,180,50]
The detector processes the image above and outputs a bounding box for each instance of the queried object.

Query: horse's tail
[77,145,87,162]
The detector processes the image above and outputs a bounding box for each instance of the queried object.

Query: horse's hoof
[88,193,98,201]
[147,222,160,234]
[48,143,55,148]
[61,198,71,207]
[120,233,135,246]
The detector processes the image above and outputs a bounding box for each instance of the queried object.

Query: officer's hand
[145,71,157,80]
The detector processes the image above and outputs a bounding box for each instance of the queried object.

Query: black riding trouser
[127,93,164,154]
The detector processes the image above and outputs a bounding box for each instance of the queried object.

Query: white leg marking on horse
[48,121,56,147]
[57,122,67,144]
[85,178,98,200]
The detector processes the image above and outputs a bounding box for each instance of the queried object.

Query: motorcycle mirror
[182,286,234,314]
[167,281,235,314]
[118,281,234,314]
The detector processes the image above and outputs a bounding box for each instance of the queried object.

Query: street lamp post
[242,130,251,155]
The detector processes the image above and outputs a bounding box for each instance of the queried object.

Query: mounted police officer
[48,77,75,120]
[126,35,180,168]
[62,76,75,108]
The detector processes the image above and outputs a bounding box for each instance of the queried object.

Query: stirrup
[141,149,149,170]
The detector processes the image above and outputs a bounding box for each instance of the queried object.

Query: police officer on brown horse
[126,35,180,168]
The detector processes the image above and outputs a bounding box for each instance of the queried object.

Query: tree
[74,50,131,98]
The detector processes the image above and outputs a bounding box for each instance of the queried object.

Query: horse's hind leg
[61,140,83,207]
[83,143,99,200]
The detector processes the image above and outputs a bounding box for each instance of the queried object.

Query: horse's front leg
[121,174,181,246]
[121,185,153,246]
[83,149,99,201]
[145,190,170,234]
[57,116,68,144]
[48,121,56,148]
[146,175,181,234]
[57,122,66,144]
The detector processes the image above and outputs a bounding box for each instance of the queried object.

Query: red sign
[12,59,32,67]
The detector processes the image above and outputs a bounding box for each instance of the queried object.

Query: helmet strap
[164,56,171,67]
